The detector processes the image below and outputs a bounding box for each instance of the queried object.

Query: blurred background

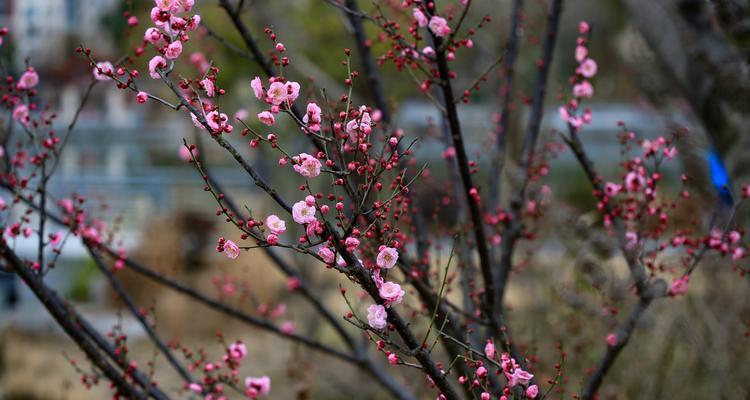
[0,0,749,399]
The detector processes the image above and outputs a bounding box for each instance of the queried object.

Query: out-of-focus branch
[0,242,152,400]
[88,246,195,387]
[487,0,524,212]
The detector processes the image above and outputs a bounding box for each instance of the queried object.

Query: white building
[6,0,119,68]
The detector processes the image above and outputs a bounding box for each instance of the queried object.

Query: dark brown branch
[496,0,564,307]
[487,0,524,212]
[88,246,195,386]
[425,0,496,330]
[0,242,149,399]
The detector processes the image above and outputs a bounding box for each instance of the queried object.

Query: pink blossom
[148,55,167,79]
[257,111,275,126]
[506,368,534,387]
[413,8,428,27]
[12,104,28,123]
[206,111,229,132]
[244,376,270,398]
[280,321,295,334]
[318,247,335,264]
[179,146,196,161]
[578,21,590,34]
[526,384,539,399]
[251,77,264,99]
[662,146,677,159]
[481,393,490,400]
[733,247,746,261]
[378,281,404,307]
[188,383,202,393]
[624,171,645,192]
[345,236,360,251]
[292,153,322,178]
[136,91,148,104]
[227,341,247,360]
[476,366,487,378]
[668,276,689,297]
[573,80,594,98]
[201,78,215,97]
[376,247,399,269]
[164,40,183,59]
[144,27,162,44]
[292,201,317,224]
[579,58,597,78]
[625,231,638,250]
[285,81,301,104]
[17,68,39,89]
[575,45,588,62]
[266,81,287,105]
[223,239,240,259]
[387,353,398,365]
[422,46,436,57]
[484,340,495,359]
[606,333,618,347]
[367,304,388,329]
[173,0,194,13]
[93,61,114,81]
[302,102,322,132]
[428,16,451,38]
[604,182,621,197]
[154,0,175,11]
[265,214,286,234]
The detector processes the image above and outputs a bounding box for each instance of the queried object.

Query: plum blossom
[148,55,167,79]
[222,239,240,259]
[292,201,317,224]
[367,304,388,329]
[428,16,451,37]
[579,58,597,78]
[285,81,300,104]
[206,110,229,132]
[265,215,286,234]
[506,367,534,387]
[413,8,428,27]
[573,80,594,98]
[624,171,646,192]
[606,333,618,347]
[245,376,270,398]
[292,153,322,178]
[17,68,39,89]
[318,247,335,264]
[12,104,28,123]
[136,91,148,104]
[144,27,162,43]
[302,102,322,132]
[378,281,404,307]
[345,236,360,251]
[179,146,196,161]
[201,78,215,97]
[251,76,264,99]
[604,182,621,197]
[668,275,689,297]
[484,340,495,359]
[164,40,183,59]
[258,111,275,126]
[93,61,114,81]
[526,385,539,399]
[226,341,247,361]
[376,247,398,269]
[345,107,372,140]
[625,231,639,250]
[575,45,588,62]
[266,81,287,105]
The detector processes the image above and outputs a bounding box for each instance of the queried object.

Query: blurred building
[0,0,119,69]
